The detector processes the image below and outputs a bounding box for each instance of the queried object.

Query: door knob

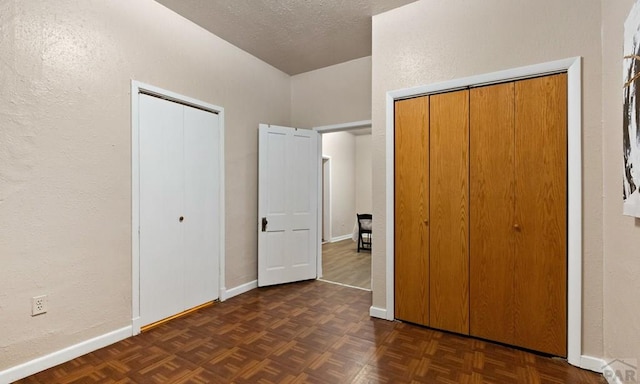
[179,216,184,222]
[424,219,429,226]
[513,223,521,231]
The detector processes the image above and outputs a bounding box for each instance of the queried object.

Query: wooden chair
[356,213,372,252]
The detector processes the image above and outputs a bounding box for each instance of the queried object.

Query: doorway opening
[314,120,372,291]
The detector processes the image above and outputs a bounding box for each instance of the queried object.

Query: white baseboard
[220,280,257,301]
[317,279,371,292]
[131,316,141,336]
[580,355,605,373]
[331,234,353,242]
[602,364,623,384]
[0,326,132,384]
[369,306,388,320]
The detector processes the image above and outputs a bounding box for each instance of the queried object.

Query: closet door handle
[261,217,268,232]
[513,223,521,231]
[423,219,429,226]
[179,216,184,222]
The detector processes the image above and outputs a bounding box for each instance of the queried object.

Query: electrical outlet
[31,295,47,316]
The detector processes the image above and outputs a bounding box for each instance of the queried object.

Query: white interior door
[140,94,185,325]
[258,124,319,287]
[139,94,219,326]
[183,106,220,308]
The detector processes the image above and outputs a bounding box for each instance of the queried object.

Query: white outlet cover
[31,295,47,316]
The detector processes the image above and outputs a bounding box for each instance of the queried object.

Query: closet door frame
[382,57,582,367]
[131,80,226,335]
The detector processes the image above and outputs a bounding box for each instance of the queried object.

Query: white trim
[603,365,624,384]
[322,155,332,244]
[384,90,395,321]
[317,279,371,292]
[131,80,225,334]
[331,233,353,243]
[369,306,388,319]
[0,326,131,383]
[580,355,606,373]
[566,58,582,366]
[220,280,258,301]
[388,57,579,101]
[313,119,372,133]
[218,110,226,303]
[316,148,324,279]
[382,57,584,363]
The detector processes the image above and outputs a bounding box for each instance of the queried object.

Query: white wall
[371,0,604,358]
[0,0,290,373]
[355,134,373,214]
[601,0,640,363]
[291,56,372,128]
[322,158,331,241]
[322,132,356,239]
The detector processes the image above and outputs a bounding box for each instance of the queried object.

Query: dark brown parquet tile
[329,334,377,363]
[241,330,289,356]
[304,351,364,382]
[294,326,341,352]
[15,280,606,384]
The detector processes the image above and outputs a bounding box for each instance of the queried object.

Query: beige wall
[322,132,357,239]
[0,0,290,371]
[291,56,372,128]
[7,0,638,375]
[602,0,640,362]
[372,0,604,358]
[355,134,373,214]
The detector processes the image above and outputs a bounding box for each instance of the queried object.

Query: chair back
[357,214,372,232]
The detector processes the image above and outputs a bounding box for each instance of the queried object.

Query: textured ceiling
[154,0,418,75]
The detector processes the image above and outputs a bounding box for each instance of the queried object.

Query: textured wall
[291,57,372,128]
[322,132,357,239]
[372,0,604,357]
[0,0,290,371]
[601,0,640,363]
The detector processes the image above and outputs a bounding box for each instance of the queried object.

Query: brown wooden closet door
[394,96,429,326]
[469,82,516,344]
[429,90,469,334]
[514,74,567,356]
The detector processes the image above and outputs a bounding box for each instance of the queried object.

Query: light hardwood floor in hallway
[321,239,371,290]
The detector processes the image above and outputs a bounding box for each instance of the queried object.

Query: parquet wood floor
[16,280,604,384]
[321,239,371,290]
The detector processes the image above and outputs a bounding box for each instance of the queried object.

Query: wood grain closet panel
[429,90,469,334]
[469,82,516,344]
[394,96,429,326]
[514,74,567,357]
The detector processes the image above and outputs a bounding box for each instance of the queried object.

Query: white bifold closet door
[139,93,220,327]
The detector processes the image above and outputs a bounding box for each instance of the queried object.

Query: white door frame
[322,156,332,244]
[131,80,225,335]
[382,57,582,366]
[313,120,372,281]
